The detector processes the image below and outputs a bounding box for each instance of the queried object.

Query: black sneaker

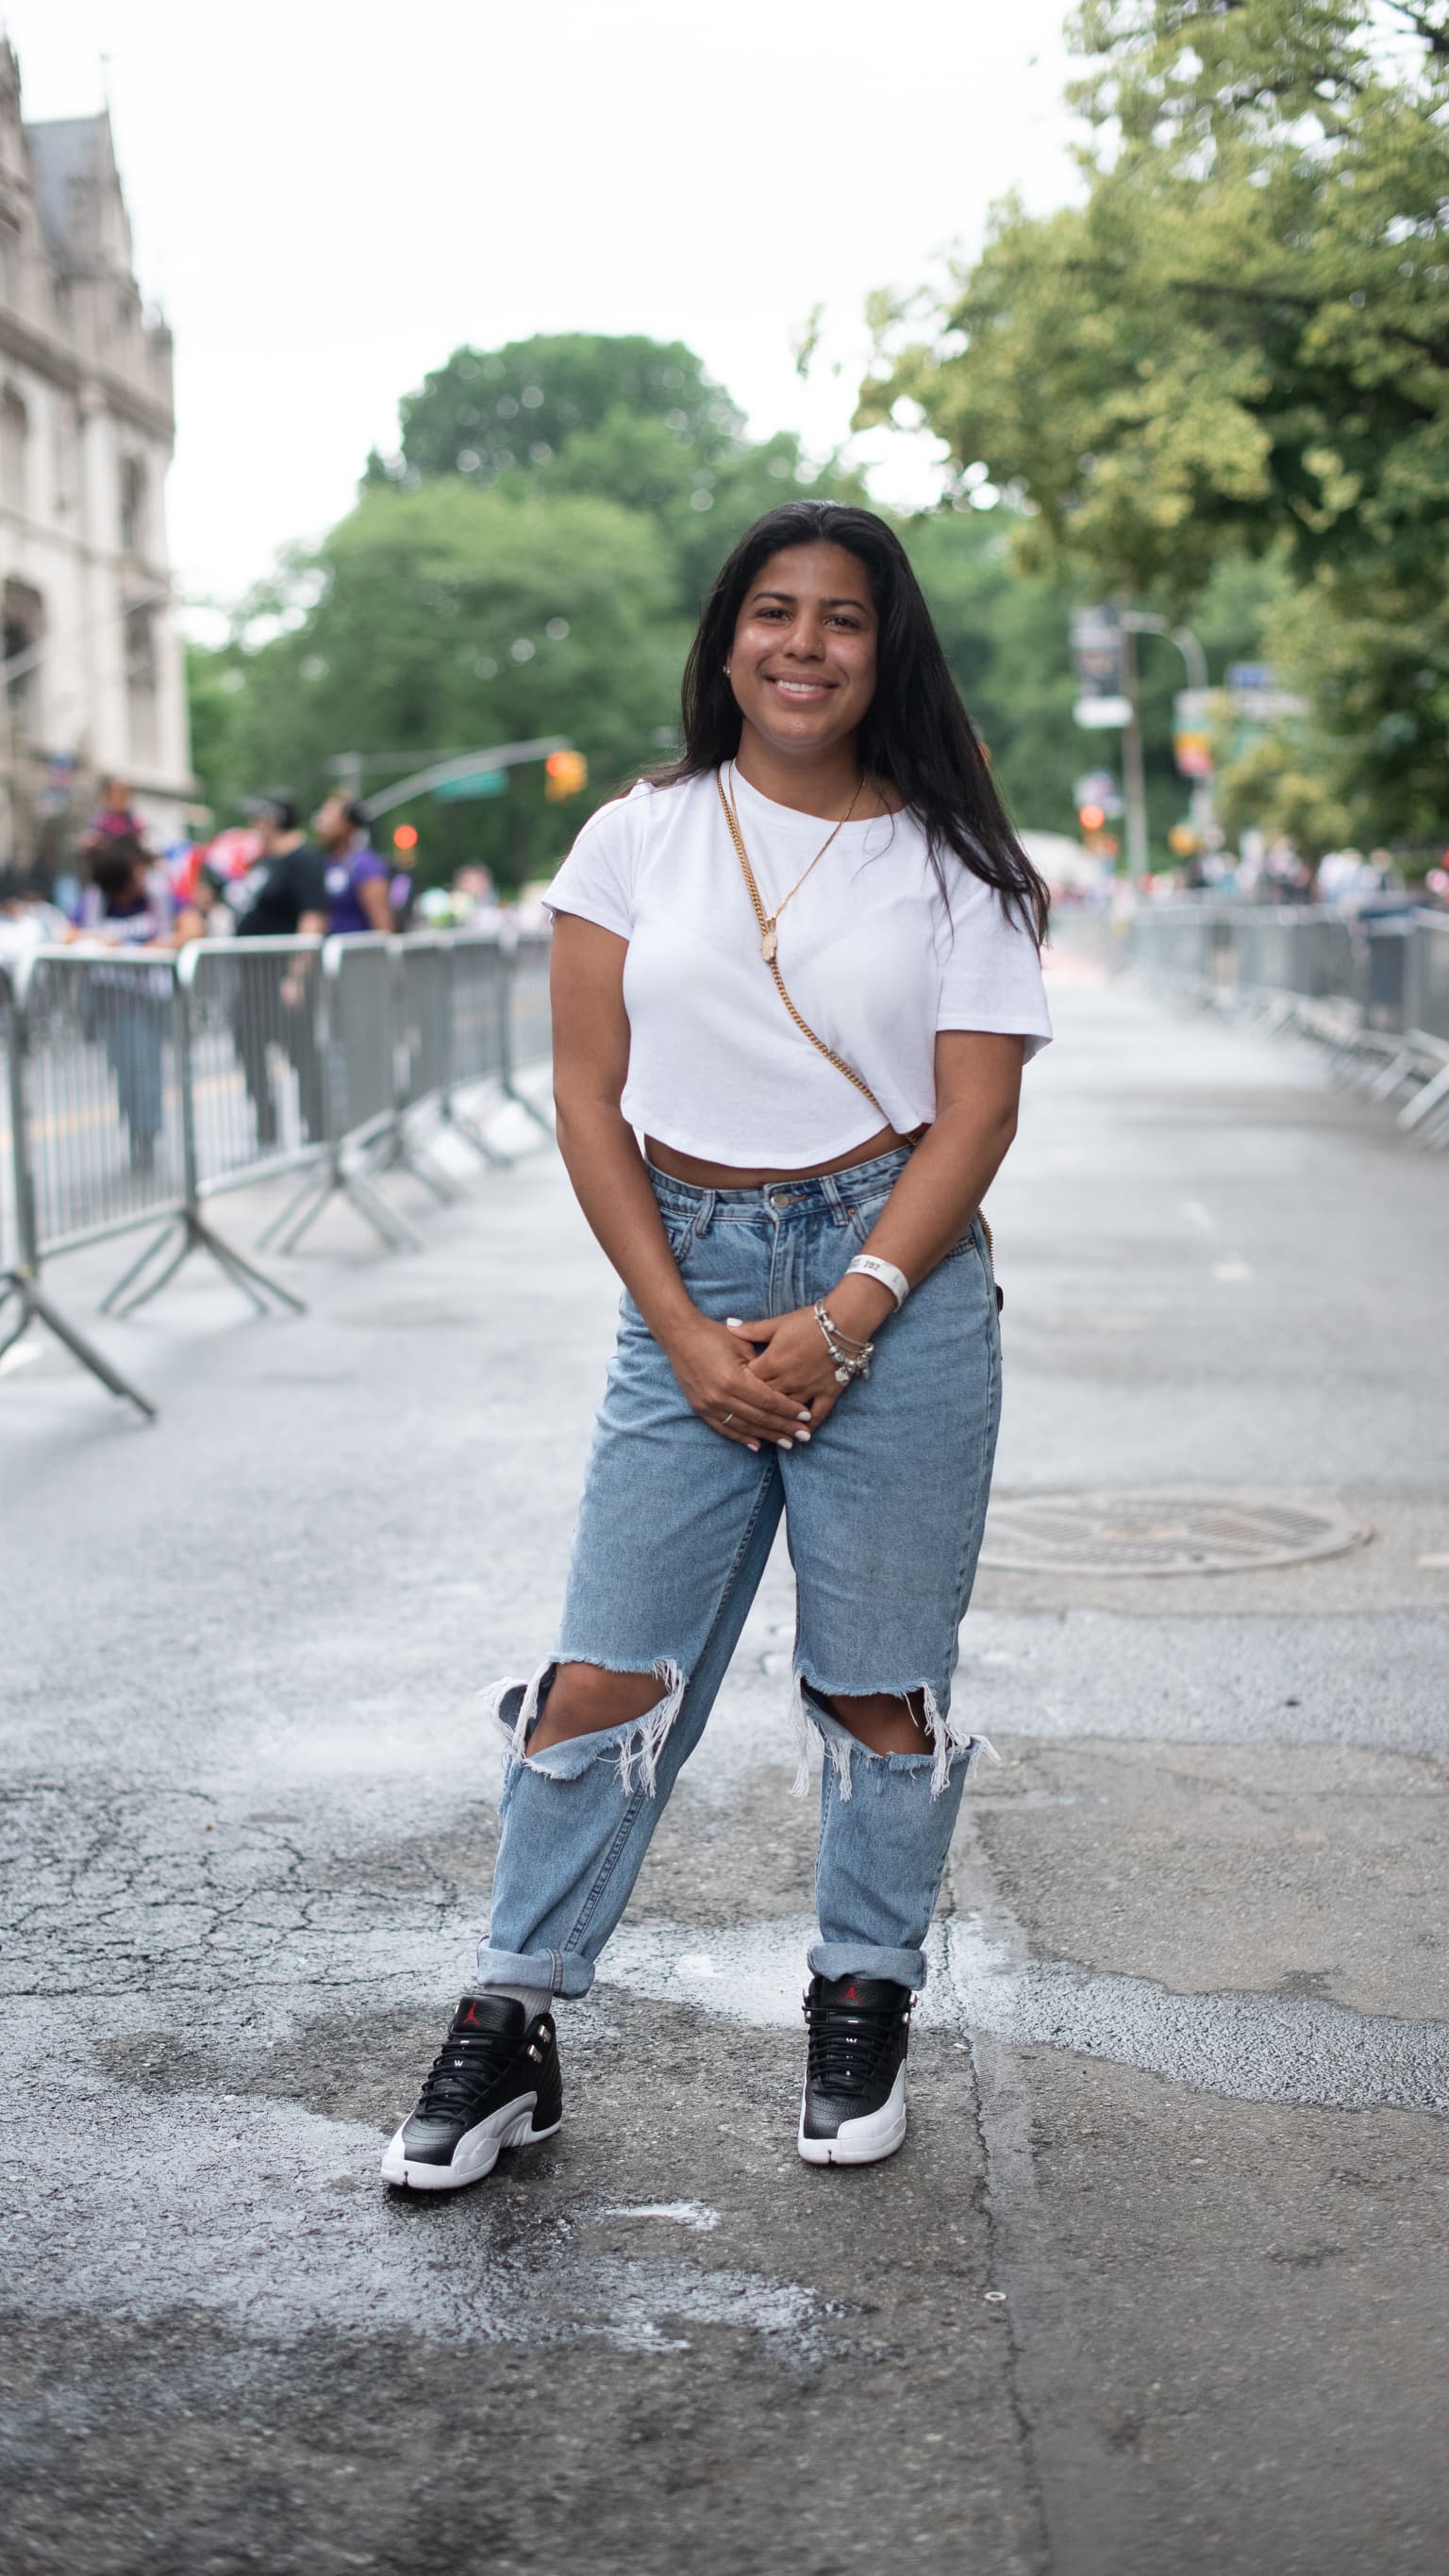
[381,1995,562,2192]
[798,1973,912,2166]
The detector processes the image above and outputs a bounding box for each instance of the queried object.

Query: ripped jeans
[477,1148,1002,2000]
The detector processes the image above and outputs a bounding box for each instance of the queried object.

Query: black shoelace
[414,2031,515,2119]
[804,1993,909,2096]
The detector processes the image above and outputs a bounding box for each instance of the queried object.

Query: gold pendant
[760,923,778,964]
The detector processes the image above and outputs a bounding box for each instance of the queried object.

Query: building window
[0,217,19,309]
[119,453,147,557]
[1,388,27,514]
[125,601,158,768]
[3,578,44,740]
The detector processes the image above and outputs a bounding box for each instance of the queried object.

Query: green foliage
[369,331,860,618]
[366,334,744,489]
[1215,730,1352,859]
[191,332,864,865]
[190,485,685,885]
[860,1,1449,839]
[896,508,1282,844]
[185,640,248,814]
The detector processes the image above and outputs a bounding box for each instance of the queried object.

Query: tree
[368,331,861,618]
[859,2,1449,839]
[190,485,686,885]
[366,334,744,489]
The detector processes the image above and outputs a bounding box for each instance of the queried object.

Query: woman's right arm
[549,913,808,1451]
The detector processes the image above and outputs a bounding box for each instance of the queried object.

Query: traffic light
[544,749,589,802]
[392,823,419,851]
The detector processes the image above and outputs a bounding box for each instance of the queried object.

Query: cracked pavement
[2,972,1447,2574]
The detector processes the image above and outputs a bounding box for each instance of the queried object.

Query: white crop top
[545,767,1052,1169]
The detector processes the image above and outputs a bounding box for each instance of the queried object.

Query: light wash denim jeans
[477,1147,1002,2000]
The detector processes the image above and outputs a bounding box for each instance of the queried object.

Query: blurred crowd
[1168,829,1449,912]
[0,780,511,964]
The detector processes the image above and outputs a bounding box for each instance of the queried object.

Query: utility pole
[1120,611,1216,850]
[1119,619,1150,883]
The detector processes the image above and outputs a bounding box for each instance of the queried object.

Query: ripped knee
[532,1660,668,1751]
[795,1674,999,1800]
[815,1687,932,1756]
[486,1658,689,1796]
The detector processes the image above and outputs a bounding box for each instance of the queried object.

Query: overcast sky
[15,0,1082,615]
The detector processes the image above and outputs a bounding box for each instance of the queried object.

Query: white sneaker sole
[380,2092,561,2192]
[797,2064,908,2166]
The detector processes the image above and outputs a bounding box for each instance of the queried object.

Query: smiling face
[726,542,879,763]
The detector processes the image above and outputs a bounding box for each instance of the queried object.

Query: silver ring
[723,1411,734,1425]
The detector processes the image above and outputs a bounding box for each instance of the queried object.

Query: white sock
[468,1982,552,2026]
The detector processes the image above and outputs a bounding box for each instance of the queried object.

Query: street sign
[1071,605,1129,728]
[1225,664,1308,722]
[435,769,509,800]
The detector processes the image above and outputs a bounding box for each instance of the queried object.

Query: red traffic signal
[392,823,419,851]
[544,749,589,802]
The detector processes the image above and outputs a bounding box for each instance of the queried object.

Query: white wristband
[845,1254,908,1309]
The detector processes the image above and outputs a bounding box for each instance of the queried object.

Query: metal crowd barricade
[258,934,423,1255]
[1127,903,1224,984]
[99,939,320,1319]
[498,930,555,1134]
[373,935,463,1205]
[1126,896,1449,1148]
[441,933,511,1166]
[0,946,159,1412]
[1399,916,1449,1142]
[1,920,560,1413]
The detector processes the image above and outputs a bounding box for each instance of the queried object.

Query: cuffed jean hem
[808,1938,929,1990]
[473,1942,596,2000]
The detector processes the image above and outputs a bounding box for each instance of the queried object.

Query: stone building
[0,42,192,879]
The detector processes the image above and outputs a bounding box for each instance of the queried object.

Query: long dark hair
[658,501,1049,943]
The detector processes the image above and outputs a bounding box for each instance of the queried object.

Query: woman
[69,837,201,1172]
[383,502,1052,2192]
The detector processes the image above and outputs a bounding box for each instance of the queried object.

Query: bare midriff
[643,1122,908,1190]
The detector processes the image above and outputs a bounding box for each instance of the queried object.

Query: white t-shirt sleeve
[544,782,650,939]
[935,868,1053,1060]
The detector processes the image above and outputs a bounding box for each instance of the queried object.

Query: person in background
[67,837,200,1172]
[453,862,502,930]
[313,793,392,936]
[226,795,330,1149]
[387,840,419,933]
[229,796,329,940]
[78,777,143,856]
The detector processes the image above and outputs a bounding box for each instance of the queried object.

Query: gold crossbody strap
[716,772,890,1125]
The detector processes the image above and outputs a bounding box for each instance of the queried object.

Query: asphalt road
[2,962,1447,2576]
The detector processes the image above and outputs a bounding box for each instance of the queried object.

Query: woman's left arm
[731,1031,1024,1423]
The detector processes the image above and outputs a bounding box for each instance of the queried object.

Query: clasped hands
[665,1287,887,1453]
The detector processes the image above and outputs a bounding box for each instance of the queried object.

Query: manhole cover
[979,1491,1371,1576]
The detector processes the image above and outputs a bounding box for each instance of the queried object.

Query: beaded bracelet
[813,1300,874,1386]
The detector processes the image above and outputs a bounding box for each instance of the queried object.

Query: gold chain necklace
[719,761,863,964]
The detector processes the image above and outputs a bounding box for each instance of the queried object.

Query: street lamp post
[1120,613,1216,847]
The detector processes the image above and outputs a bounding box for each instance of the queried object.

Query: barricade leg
[98,972,308,1318]
[438,1090,512,1169]
[103,1210,307,1320]
[1398,1058,1449,1133]
[0,1268,156,1417]
[366,1113,462,1205]
[262,1149,424,1255]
